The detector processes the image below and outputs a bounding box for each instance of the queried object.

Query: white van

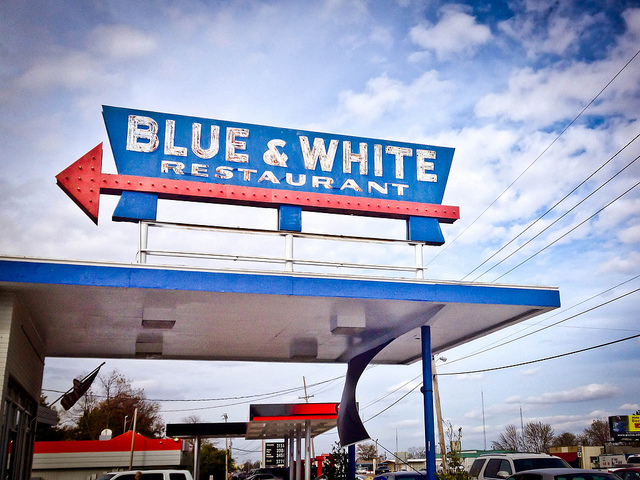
[96,470,193,480]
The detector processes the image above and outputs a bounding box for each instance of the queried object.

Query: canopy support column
[421,326,437,480]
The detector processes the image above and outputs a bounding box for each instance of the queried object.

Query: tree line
[492,418,621,453]
[38,369,163,440]
[37,369,245,480]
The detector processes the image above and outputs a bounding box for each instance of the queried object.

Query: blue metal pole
[421,326,437,480]
[349,444,356,480]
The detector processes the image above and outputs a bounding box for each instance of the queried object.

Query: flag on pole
[60,363,104,410]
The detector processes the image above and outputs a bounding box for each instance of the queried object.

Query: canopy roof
[0,256,559,364]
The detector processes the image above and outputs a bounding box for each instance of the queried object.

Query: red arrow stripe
[56,144,460,225]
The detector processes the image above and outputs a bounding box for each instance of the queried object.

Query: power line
[464,133,640,281]
[444,278,640,365]
[444,285,640,365]
[359,281,640,415]
[476,153,639,281]
[439,332,640,377]
[360,332,640,424]
[493,178,640,282]
[426,46,640,268]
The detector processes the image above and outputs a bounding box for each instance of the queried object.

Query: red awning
[554,452,578,462]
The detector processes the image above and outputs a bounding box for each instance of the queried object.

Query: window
[484,459,512,479]
[469,459,486,477]
[170,474,190,480]
[519,474,542,480]
[141,475,164,480]
[619,472,640,480]
[514,458,568,472]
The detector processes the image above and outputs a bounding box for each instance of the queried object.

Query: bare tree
[407,446,426,459]
[552,432,578,447]
[356,442,378,461]
[63,369,163,439]
[523,422,554,453]
[581,419,610,446]
[492,424,521,451]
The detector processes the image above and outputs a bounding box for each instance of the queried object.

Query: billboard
[57,106,459,243]
[609,415,640,441]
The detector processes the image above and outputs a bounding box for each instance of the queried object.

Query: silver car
[507,468,621,480]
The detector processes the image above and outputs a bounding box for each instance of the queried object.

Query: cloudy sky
[2,0,640,464]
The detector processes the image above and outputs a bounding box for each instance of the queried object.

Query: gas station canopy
[0,256,560,365]
[165,403,340,440]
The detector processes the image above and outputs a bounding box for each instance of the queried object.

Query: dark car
[248,468,289,480]
[507,467,620,480]
[375,467,391,475]
[609,467,640,480]
[374,471,426,480]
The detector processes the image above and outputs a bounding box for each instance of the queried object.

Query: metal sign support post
[421,326,437,480]
[305,420,311,480]
[414,244,424,279]
[348,444,356,480]
[139,222,148,264]
[194,436,201,480]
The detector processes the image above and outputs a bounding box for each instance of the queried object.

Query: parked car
[249,467,289,480]
[373,471,426,480]
[469,453,571,480]
[608,467,640,480]
[375,466,391,475]
[506,468,620,480]
[246,474,282,480]
[96,470,193,480]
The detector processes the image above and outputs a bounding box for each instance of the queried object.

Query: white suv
[469,453,570,480]
[96,470,193,480]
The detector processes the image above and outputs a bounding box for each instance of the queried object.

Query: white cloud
[506,383,622,405]
[598,251,640,275]
[17,50,107,92]
[498,4,600,58]
[478,10,640,128]
[91,25,158,59]
[335,71,454,126]
[409,5,491,59]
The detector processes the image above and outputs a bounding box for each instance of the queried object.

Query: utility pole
[129,407,138,470]
[432,357,447,474]
[299,377,315,458]
[481,388,487,451]
[223,413,229,480]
